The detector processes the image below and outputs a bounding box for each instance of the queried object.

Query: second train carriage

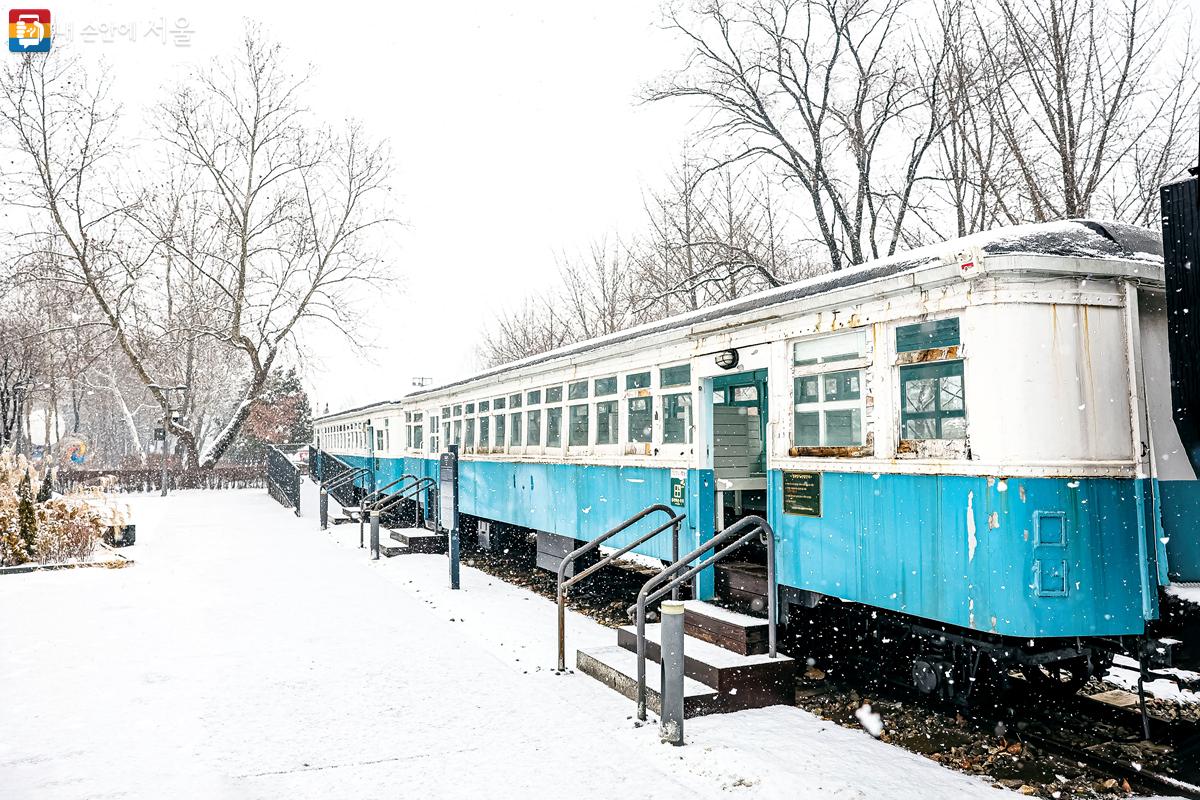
[313,218,1198,696]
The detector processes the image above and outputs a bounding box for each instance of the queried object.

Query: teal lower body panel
[767,471,1153,639]
[1159,479,1200,582]
[343,455,697,563]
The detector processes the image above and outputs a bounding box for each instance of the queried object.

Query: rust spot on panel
[895,345,960,365]
[789,433,874,459]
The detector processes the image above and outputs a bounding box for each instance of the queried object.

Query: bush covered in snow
[0,450,122,567]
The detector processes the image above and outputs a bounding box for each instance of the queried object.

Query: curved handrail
[323,466,369,491]
[555,503,685,672]
[370,476,435,515]
[358,475,418,546]
[630,514,777,721]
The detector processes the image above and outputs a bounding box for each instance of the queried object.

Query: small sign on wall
[782,470,822,517]
[670,468,687,507]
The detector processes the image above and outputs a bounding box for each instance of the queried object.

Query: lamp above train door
[715,348,740,370]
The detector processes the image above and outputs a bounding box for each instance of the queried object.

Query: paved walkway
[0,487,1016,799]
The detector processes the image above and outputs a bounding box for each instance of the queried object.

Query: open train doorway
[711,369,768,530]
[707,368,771,612]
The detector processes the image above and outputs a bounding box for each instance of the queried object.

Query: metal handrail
[323,467,369,491]
[629,514,777,720]
[370,477,434,515]
[555,504,685,672]
[358,475,418,546]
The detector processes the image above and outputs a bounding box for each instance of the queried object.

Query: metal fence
[56,465,266,494]
[266,444,305,515]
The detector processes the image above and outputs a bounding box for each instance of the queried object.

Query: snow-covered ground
[0,484,1025,799]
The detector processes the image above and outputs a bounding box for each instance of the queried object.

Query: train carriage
[314,218,1198,699]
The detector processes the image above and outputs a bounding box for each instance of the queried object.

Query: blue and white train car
[314,218,1198,697]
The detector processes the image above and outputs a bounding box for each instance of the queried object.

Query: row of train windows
[420,393,694,450]
[401,364,695,451]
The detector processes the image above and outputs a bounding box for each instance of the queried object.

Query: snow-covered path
[0,487,1018,799]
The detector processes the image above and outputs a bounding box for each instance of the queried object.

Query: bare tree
[648,0,950,269]
[968,0,1198,223]
[0,33,395,469]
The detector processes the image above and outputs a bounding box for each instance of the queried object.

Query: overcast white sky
[45,0,699,414]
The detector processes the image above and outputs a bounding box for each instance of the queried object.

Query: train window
[547,407,563,447]
[494,397,507,410]
[732,386,758,403]
[527,409,541,445]
[465,418,475,450]
[595,376,617,396]
[414,424,424,450]
[479,400,490,413]
[900,360,966,439]
[662,394,692,443]
[596,400,618,444]
[443,421,451,448]
[442,406,451,417]
[478,415,490,449]
[546,386,563,403]
[660,364,691,388]
[510,411,522,444]
[626,372,651,390]
[628,397,652,442]
[453,404,462,417]
[569,381,588,400]
[465,402,475,414]
[527,389,541,406]
[794,330,867,365]
[793,369,863,447]
[569,404,589,446]
[453,420,462,446]
[510,393,523,408]
[494,414,506,447]
[896,318,960,353]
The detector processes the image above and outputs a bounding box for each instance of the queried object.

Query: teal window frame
[546,386,563,403]
[595,376,617,397]
[596,400,617,444]
[546,407,563,447]
[662,393,692,444]
[899,360,966,440]
[627,397,652,443]
[568,381,588,400]
[568,404,589,446]
[660,364,691,388]
[626,372,651,390]
[526,409,541,445]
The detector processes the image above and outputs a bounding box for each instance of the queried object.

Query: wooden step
[715,561,768,608]
[576,645,720,718]
[615,624,794,711]
[682,599,769,656]
[388,528,445,554]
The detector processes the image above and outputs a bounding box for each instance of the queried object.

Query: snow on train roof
[316,219,1160,421]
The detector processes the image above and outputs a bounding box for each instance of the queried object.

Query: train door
[711,369,768,531]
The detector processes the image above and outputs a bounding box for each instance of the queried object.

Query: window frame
[790,331,871,452]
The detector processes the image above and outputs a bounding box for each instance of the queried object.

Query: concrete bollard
[320,488,329,530]
[370,510,380,560]
[660,600,686,746]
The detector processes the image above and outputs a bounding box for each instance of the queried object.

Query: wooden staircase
[577,599,794,717]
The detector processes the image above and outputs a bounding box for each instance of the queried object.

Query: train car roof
[315,219,1160,422]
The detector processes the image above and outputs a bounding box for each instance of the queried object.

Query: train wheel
[1020,657,1092,695]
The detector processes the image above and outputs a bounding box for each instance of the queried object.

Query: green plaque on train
[670,470,686,507]
[782,471,821,516]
